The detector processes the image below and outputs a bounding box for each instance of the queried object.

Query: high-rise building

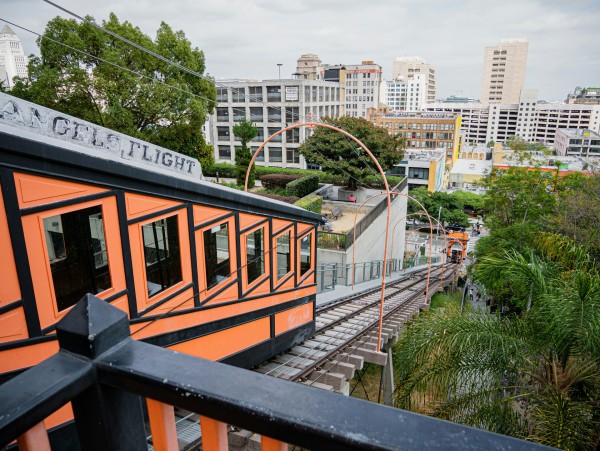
[320,61,382,118]
[480,38,528,104]
[0,25,29,89]
[210,78,342,169]
[381,74,427,112]
[392,57,436,104]
[295,54,321,80]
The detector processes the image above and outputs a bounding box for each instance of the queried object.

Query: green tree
[233,119,258,187]
[408,187,471,228]
[10,14,216,166]
[396,237,600,449]
[298,116,404,190]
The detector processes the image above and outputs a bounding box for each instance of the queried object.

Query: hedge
[255,193,300,204]
[294,194,323,214]
[203,163,237,178]
[261,174,300,190]
[204,163,406,189]
[286,175,320,198]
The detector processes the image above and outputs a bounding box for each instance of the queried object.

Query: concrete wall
[318,186,408,267]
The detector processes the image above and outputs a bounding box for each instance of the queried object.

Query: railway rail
[157,264,458,448]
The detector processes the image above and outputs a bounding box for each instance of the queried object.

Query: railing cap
[57,294,130,359]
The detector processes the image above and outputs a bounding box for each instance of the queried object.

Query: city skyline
[3,0,599,102]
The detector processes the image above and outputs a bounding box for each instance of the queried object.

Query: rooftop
[451,159,492,175]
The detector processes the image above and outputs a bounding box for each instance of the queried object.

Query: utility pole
[437,206,442,236]
[277,63,283,79]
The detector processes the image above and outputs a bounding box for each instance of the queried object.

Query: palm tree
[394,235,600,449]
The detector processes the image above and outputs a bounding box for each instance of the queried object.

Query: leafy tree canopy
[10,13,216,165]
[298,116,405,190]
[408,186,472,228]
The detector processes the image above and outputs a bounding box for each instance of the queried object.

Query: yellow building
[368,108,461,168]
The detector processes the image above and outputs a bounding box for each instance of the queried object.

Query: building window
[286,107,299,123]
[232,87,246,103]
[233,107,245,122]
[203,223,230,289]
[286,148,300,163]
[216,107,229,122]
[246,227,264,284]
[300,234,311,276]
[267,86,281,102]
[217,126,230,140]
[216,87,228,102]
[286,128,300,143]
[251,127,265,142]
[142,216,182,297]
[43,206,111,312]
[250,107,263,122]
[269,147,282,162]
[267,127,282,142]
[218,145,231,159]
[276,231,291,280]
[268,107,281,122]
[249,86,263,102]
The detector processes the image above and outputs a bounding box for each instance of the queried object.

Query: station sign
[0,92,202,180]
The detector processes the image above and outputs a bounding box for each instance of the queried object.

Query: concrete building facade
[392,57,436,104]
[554,129,600,157]
[210,79,342,168]
[320,61,382,118]
[427,90,600,147]
[0,25,28,89]
[480,38,528,104]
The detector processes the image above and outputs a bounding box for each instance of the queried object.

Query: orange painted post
[244,122,393,352]
[17,422,51,451]
[199,416,229,451]
[147,399,178,451]
[261,435,288,451]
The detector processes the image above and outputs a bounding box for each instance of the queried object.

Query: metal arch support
[243,121,393,352]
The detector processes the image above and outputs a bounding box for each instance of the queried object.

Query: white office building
[381,74,427,112]
[427,90,600,147]
[480,39,528,104]
[0,25,28,89]
[392,57,436,104]
[210,79,342,168]
[554,129,600,157]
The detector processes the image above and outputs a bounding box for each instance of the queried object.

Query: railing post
[56,294,147,451]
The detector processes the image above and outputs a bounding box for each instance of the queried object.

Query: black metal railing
[0,294,550,450]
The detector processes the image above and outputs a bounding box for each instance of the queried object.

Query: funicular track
[164,264,458,448]
[255,264,458,392]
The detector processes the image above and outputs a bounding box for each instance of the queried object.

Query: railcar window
[246,227,264,284]
[276,231,291,280]
[204,223,230,289]
[43,206,111,312]
[142,216,182,296]
[300,234,311,276]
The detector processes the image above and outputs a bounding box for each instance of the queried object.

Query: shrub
[363,174,404,189]
[203,163,237,178]
[255,193,300,204]
[294,194,323,214]
[286,175,320,198]
[260,174,300,190]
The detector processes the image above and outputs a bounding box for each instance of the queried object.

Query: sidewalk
[316,263,444,307]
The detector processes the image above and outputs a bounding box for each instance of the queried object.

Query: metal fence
[316,256,441,293]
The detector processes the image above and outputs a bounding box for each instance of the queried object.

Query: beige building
[392,57,436,104]
[295,54,322,80]
[480,39,528,104]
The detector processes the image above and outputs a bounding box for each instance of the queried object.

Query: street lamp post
[277,63,283,79]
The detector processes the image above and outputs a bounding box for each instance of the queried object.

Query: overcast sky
[3,0,599,101]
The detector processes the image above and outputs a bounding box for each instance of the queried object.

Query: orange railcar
[0,93,320,433]
[447,231,469,263]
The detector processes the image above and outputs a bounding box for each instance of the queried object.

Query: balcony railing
[1,295,549,451]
